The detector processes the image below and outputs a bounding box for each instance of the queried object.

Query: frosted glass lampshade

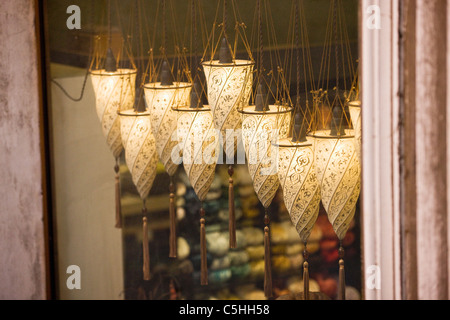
[202,60,254,157]
[143,82,192,176]
[277,137,321,243]
[348,101,361,162]
[312,129,361,240]
[241,105,292,208]
[118,109,158,200]
[176,106,219,201]
[90,69,137,158]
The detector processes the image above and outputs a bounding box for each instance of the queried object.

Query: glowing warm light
[241,105,291,208]
[90,69,137,158]
[202,60,254,157]
[312,129,361,240]
[143,82,192,176]
[348,101,361,162]
[176,107,219,201]
[118,110,158,200]
[277,137,321,242]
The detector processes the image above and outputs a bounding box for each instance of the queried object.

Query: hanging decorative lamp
[90,0,137,229]
[202,0,254,249]
[311,0,361,300]
[239,0,292,299]
[143,0,192,258]
[118,101,159,281]
[276,0,320,301]
[175,80,219,286]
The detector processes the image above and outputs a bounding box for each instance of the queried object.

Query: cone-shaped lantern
[277,113,321,243]
[241,101,292,208]
[202,0,255,249]
[175,81,220,286]
[90,47,137,228]
[143,60,192,258]
[348,100,361,163]
[312,105,361,241]
[240,84,292,299]
[118,106,158,281]
[202,47,254,158]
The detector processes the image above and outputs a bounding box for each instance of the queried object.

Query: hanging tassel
[200,206,208,285]
[228,165,236,249]
[303,243,310,300]
[303,262,310,300]
[264,226,273,298]
[142,206,150,281]
[114,158,122,229]
[338,244,346,300]
[169,177,177,258]
[264,211,272,298]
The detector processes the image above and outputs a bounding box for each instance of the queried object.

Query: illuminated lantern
[175,81,220,286]
[90,49,137,228]
[312,118,361,241]
[241,92,291,299]
[143,61,192,258]
[202,38,254,249]
[277,136,321,244]
[118,108,158,281]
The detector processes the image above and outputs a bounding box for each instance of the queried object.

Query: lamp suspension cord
[192,0,199,78]
[51,0,95,102]
[223,0,227,39]
[258,0,263,86]
[333,0,340,93]
[162,0,167,56]
[295,0,300,108]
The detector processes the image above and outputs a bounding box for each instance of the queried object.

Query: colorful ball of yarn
[271,255,291,273]
[218,208,243,222]
[246,245,265,261]
[209,269,232,284]
[206,232,229,257]
[228,250,250,266]
[177,237,190,260]
[271,244,287,255]
[230,263,251,279]
[176,182,186,196]
[287,277,321,293]
[345,286,361,300]
[242,227,264,246]
[286,243,304,256]
[271,223,289,244]
[249,260,265,278]
[307,241,320,254]
[289,253,304,270]
[210,256,231,271]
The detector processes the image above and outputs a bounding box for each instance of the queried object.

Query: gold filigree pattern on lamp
[143,82,192,176]
[90,69,137,158]
[118,110,158,200]
[202,60,254,157]
[277,138,321,243]
[176,107,219,201]
[313,129,361,240]
[241,105,291,208]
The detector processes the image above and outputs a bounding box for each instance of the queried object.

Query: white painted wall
[51,64,124,300]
